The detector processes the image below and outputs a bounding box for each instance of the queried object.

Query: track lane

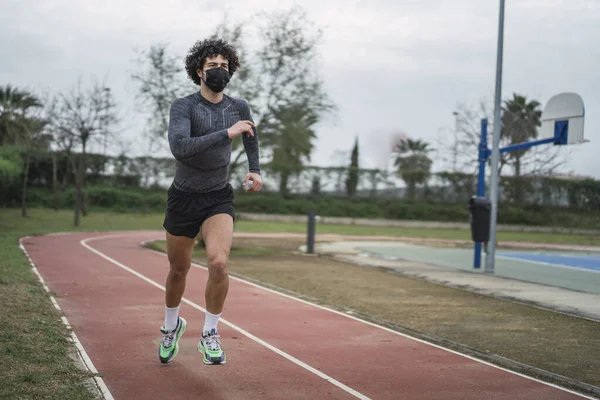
[22,231,595,400]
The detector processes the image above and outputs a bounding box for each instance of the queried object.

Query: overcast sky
[1,0,598,179]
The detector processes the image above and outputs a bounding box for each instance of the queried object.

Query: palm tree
[0,85,43,146]
[393,138,433,201]
[262,105,318,196]
[0,85,49,216]
[45,80,118,225]
[501,94,542,177]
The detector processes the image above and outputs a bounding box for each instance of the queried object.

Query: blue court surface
[357,243,600,294]
[497,252,600,273]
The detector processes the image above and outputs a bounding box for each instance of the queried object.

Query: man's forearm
[242,128,260,173]
[169,129,229,160]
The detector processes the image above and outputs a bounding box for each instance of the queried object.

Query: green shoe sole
[159,317,187,364]
[198,342,226,365]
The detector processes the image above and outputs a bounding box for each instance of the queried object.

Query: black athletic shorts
[162,183,235,239]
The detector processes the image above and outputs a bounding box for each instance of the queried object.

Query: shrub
[2,185,598,229]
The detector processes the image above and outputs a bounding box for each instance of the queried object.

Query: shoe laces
[161,328,176,348]
[203,331,221,351]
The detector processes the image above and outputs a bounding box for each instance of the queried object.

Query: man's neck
[200,85,224,104]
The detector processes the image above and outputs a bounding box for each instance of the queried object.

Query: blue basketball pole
[472,119,572,270]
[474,118,488,269]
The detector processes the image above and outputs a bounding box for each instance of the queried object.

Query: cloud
[1,0,598,178]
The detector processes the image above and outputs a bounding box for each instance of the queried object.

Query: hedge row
[6,186,598,229]
[4,148,600,210]
[15,186,167,213]
[233,193,597,229]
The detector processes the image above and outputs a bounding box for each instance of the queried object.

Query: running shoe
[158,316,187,363]
[198,329,226,365]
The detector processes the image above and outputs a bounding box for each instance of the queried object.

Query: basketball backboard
[539,92,586,145]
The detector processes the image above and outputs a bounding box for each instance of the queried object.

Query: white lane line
[81,235,371,400]
[19,237,114,400]
[136,237,598,400]
[496,254,600,274]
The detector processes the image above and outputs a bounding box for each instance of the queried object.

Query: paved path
[20,231,596,399]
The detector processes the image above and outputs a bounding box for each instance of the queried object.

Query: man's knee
[207,253,228,282]
[169,262,190,279]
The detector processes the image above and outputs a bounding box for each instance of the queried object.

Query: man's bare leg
[201,213,233,321]
[159,232,195,363]
[197,213,232,365]
[164,232,195,326]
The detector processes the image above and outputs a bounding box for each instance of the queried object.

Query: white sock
[164,305,180,331]
[203,311,221,334]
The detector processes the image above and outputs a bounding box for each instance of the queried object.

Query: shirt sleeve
[167,98,229,160]
[240,100,261,174]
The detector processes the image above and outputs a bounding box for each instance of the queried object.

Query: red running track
[20,231,594,400]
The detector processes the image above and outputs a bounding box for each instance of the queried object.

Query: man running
[158,38,262,365]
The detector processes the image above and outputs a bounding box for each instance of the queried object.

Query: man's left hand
[243,172,263,192]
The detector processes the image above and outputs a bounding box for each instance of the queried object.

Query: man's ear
[196,69,203,81]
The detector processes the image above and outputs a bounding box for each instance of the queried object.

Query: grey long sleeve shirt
[167,91,260,193]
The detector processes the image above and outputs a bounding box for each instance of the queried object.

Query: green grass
[195,242,277,257]
[0,208,167,399]
[232,220,600,246]
[0,207,598,398]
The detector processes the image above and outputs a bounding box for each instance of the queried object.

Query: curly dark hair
[184,38,240,86]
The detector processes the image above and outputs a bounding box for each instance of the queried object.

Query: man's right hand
[227,120,255,139]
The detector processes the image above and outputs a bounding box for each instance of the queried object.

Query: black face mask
[203,67,230,93]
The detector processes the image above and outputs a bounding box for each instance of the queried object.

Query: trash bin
[468,196,491,243]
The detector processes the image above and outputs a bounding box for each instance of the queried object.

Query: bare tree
[208,14,261,178]
[130,15,258,179]
[441,96,569,178]
[209,11,257,103]
[130,44,191,154]
[47,78,118,226]
[42,91,73,208]
[516,144,570,176]
[130,6,335,194]
[438,98,508,175]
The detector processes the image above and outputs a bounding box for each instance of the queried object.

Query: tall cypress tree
[346,136,359,196]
